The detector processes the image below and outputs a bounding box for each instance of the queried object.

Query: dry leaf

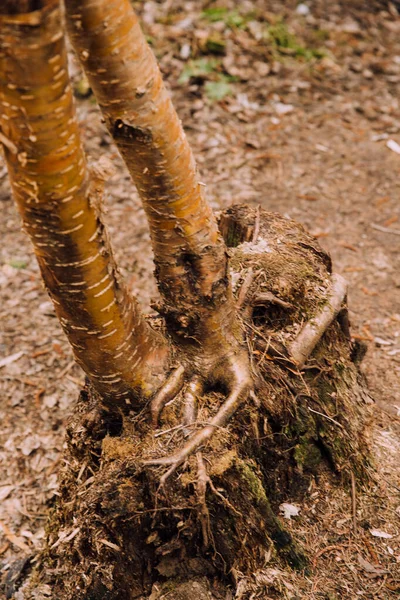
[0,520,31,553]
[370,528,393,539]
[357,554,389,576]
[0,485,15,501]
[0,351,24,368]
[279,503,301,519]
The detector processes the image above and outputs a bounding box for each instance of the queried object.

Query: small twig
[154,423,187,438]
[99,538,120,552]
[58,359,76,379]
[308,407,344,429]
[252,291,293,309]
[350,470,357,534]
[66,374,85,387]
[313,544,345,568]
[34,387,45,407]
[371,223,400,236]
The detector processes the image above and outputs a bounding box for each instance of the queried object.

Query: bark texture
[0,0,168,407]
[23,207,373,600]
[64,0,241,367]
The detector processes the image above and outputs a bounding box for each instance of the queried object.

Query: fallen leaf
[370,529,393,539]
[0,520,31,553]
[357,554,389,576]
[279,503,301,519]
[274,102,294,115]
[0,485,15,501]
[386,139,400,154]
[0,351,24,368]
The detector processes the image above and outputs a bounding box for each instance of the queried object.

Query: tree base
[21,206,373,600]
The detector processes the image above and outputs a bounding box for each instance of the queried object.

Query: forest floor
[0,1,399,598]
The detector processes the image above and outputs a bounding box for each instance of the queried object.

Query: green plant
[205,78,233,101]
[201,7,247,29]
[267,21,326,60]
[178,58,236,101]
[178,57,220,84]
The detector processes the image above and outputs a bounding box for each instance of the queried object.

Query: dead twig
[252,291,293,309]
[308,407,344,429]
[371,223,400,236]
[313,544,345,568]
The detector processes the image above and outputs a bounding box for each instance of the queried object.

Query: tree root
[150,365,185,427]
[146,270,348,484]
[23,207,372,600]
[289,273,348,369]
[144,355,252,484]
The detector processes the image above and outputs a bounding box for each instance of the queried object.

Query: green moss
[294,438,322,472]
[237,460,268,506]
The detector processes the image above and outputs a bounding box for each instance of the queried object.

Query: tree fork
[63,0,241,361]
[0,0,168,407]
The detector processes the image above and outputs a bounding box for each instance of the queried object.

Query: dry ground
[0,1,399,598]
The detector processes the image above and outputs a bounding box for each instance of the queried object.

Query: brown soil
[1,1,399,599]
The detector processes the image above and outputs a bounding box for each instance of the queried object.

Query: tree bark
[63,0,240,363]
[0,0,168,407]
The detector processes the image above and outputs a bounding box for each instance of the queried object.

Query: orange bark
[64,0,241,363]
[0,0,168,406]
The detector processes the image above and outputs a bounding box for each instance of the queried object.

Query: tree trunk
[22,206,372,600]
[64,0,236,359]
[0,0,169,407]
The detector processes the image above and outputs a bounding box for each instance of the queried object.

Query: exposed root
[144,356,252,481]
[150,364,185,427]
[237,268,254,308]
[252,291,293,310]
[197,452,242,518]
[289,273,348,368]
[29,207,372,599]
[196,452,212,548]
[183,376,202,435]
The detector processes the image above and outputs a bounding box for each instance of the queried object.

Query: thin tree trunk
[64,0,239,359]
[0,0,168,407]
